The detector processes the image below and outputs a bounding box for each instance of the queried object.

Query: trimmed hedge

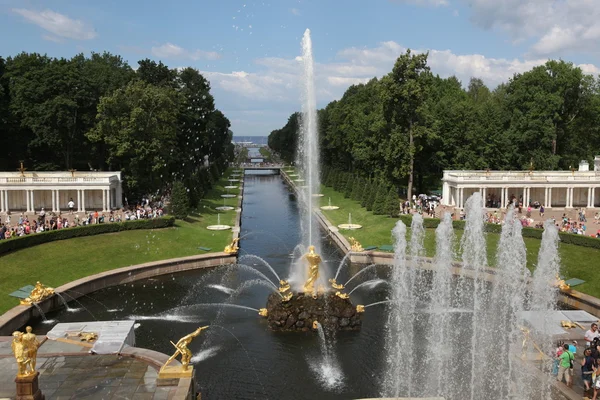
[0,216,175,256]
[396,214,600,250]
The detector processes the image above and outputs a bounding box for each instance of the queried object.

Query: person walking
[557,343,573,387]
[68,198,75,214]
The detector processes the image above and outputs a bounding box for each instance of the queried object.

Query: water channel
[32,170,392,399]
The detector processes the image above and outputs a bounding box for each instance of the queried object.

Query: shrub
[361,180,372,208]
[366,181,379,211]
[386,187,400,217]
[343,174,354,198]
[351,178,364,202]
[170,181,190,219]
[0,217,175,256]
[372,183,389,215]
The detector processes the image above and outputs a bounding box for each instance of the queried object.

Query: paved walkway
[0,338,184,400]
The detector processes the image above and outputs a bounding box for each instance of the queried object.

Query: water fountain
[215,198,235,211]
[320,197,339,210]
[337,213,362,230]
[206,214,231,231]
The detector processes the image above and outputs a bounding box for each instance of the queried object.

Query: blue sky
[1,0,599,136]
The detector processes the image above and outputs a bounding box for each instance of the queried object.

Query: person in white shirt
[68,199,75,214]
[584,323,600,346]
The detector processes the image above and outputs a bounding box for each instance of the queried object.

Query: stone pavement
[0,337,187,400]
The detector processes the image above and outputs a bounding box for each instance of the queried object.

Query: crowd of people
[555,323,600,398]
[0,204,165,240]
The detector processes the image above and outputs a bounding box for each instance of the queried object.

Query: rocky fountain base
[265,292,362,332]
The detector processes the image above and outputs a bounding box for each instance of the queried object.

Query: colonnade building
[442,158,600,209]
[0,171,123,214]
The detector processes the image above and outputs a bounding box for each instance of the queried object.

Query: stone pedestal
[158,365,193,379]
[15,372,45,400]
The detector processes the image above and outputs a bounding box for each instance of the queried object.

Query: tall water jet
[528,220,561,400]
[383,220,414,398]
[298,28,321,250]
[424,212,455,397]
[459,192,488,400]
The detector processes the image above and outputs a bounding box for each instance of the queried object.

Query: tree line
[0,52,234,204]
[269,51,600,199]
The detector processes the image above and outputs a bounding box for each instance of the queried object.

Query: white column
[106,189,111,211]
[588,187,593,208]
[30,190,35,213]
[567,187,572,208]
[548,188,552,208]
[482,187,487,207]
[25,190,31,213]
[81,189,86,212]
[4,190,8,213]
[51,190,56,212]
[102,189,107,212]
[77,190,82,212]
[500,188,505,208]
[56,190,60,212]
[0,190,4,213]
[592,188,596,208]
[459,188,464,208]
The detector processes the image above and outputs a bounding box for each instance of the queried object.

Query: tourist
[557,343,574,386]
[68,198,75,213]
[586,324,600,347]
[540,204,545,218]
[582,348,596,392]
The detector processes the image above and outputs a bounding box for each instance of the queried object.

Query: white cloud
[390,0,449,6]
[203,40,600,106]
[462,0,600,56]
[13,8,96,40]
[151,43,221,61]
[290,8,301,16]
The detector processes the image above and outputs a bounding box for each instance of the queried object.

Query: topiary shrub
[351,178,364,202]
[361,180,373,208]
[366,182,379,211]
[344,174,354,198]
[386,187,399,217]
[0,217,175,256]
[170,181,190,219]
[372,183,389,215]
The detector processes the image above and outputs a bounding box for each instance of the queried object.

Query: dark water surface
[33,172,391,400]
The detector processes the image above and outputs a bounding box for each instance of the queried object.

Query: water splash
[191,345,221,363]
[207,284,235,295]
[332,252,353,281]
[238,255,282,283]
[347,279,388,296]
[55,293,82,313]
[344,264,389,287]
[310,322,344,390]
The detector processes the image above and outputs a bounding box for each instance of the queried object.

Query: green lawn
[319,185,600,298]
[0,171,241,314]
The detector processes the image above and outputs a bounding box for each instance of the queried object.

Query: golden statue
[258,308,268,317]
[329,278,344,290]
[281,292,293,302]
[20,282,55,305]
[12,331,34,377]
[348,237,363,252]
[79,332,98,342]
[160,326,209,378]
[561,320,578,329]
[303,245,321,295]
[356,305,365,313]
[554,274,570,291]
[18,161,27,177]
[278,279,291,293]
[224,238,240,254]
[335,291,349,300]
[21,326,40,371]
[312,321,319,330]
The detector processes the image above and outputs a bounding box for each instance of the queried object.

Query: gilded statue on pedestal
[303,245,321,295]
[554,274,570,291]
[258,308,268,317]
[224,238,240,254]
[22,326,40,371]
[163,326,209,372]
[329,278,344,290]
[12,331,34,377]
[20,281,55,305]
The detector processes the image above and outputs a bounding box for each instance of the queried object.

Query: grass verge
[0,170,240,314]
[318,185,600,299]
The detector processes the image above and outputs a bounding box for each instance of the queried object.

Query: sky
[1,0,600,137]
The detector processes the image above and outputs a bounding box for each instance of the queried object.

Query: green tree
[381,50,433,200]
[366,182,380,211]
[361,180,373,208]
[87,80,181,197]
[351,177,364,202]
[386,187,399,217]
[170,181,189,219]
[372,183,389,215]
[344,174,354,198]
